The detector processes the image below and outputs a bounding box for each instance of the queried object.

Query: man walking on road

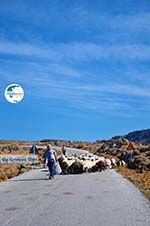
[44,144,57,179]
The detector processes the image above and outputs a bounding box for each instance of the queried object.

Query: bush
[0,173,8,181]
[0,164,29,181]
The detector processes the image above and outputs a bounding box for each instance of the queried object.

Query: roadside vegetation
[0,164,29,181]
[117,167,150,200]
[0,141,36,182]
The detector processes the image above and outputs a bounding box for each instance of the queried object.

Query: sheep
[70,154,106,173]
[82,160,97,172]
[58,155,80,174]
[90,156,95,161]
[105,158,112,169]
[58,153,113,175]
[94,155,99,161]
[136,164,145,173]
[82,155,90,161]
[110,158,117,168]
[127,158,136,169]
[68,161,84,174]
[67,156,74,160]
[58,155,70,174]
[117,160,126,167]
[99,156,105,162]
[90,160,106,173]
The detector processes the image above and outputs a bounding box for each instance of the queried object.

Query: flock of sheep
[58,153,125,174]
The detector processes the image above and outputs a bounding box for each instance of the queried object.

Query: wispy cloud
[2,64,149,118]
[0,41,150,62]
[0,1,150,47]
[0,0,150,120]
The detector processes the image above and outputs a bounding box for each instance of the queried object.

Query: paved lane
[0,169,149,226]
[54,146,89,155]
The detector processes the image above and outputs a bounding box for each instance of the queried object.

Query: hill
[113,129,150,144]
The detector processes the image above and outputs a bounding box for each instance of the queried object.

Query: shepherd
[44,144,58,179]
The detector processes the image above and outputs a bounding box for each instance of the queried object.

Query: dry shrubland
[0,141,39,182]
[117,167,150,200]
[0,164,29,181]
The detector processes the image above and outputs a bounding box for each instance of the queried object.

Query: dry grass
[117,167,150,200]
[0,164,29,182]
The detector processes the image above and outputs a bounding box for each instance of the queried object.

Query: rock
[127,158,136,169]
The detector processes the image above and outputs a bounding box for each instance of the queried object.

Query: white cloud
[0,40,150,118]
[0,41,150,61]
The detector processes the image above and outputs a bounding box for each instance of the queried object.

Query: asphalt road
[0,168,150,226]
[54,146,90,155]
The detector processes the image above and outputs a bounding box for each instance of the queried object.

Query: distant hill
[113,129,150,144]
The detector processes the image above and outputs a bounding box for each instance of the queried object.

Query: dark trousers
[47,161,55,177]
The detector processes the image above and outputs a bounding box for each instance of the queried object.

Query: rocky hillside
[113,129,150,144]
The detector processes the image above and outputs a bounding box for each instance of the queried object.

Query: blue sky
[0,0,150,141]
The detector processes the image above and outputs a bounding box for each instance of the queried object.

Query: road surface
[53,146,90,155]
[0,168,149,226]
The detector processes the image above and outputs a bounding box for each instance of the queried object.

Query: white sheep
[105,158,112,169]
[111,158,117,168]
[82,160,97,172]
[117,160,126,167]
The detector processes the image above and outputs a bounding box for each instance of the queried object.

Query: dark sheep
[116,160,126,167]
[127,158,136,169]
[58,157,69,175]
[90,160,106,173]
[68,161,84,174]
[136,164,145,173]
